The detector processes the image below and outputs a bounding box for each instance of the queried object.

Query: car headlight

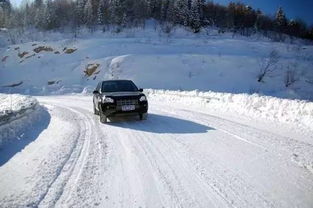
[139,95,147,102]
[102,96,114,103]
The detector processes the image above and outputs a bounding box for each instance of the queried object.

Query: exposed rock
[1,56,8,62]
[33,46,53,53]
[25,54,35,59]
[47,80,61,85]
[18,51,29,58]
[84,63,100,77]
[64,48,77,54]
[1,81,23,87]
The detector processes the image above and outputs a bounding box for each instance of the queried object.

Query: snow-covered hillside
[1,26,313,99]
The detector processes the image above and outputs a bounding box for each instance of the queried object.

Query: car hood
[102,91,144,97]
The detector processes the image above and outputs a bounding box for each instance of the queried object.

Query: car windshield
[101,80,138,92]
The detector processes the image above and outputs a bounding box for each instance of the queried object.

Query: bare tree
[305,64,313,85]
[257,49,280,82]
[284,64,298,87]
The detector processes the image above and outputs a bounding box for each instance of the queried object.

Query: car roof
[102,80,133,83]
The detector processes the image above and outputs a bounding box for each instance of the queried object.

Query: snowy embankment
[146,89,313,129]
[0,94,41,147]
[1,25,313,99]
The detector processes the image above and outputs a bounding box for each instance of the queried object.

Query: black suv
[93,80,148,123]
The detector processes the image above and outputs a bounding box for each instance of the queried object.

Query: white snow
[0,95,312,208]
[1,25,313,99]
[1,25,313,208]
[0,94,40,147]
[145,89,313,130]
[0,93,37,115]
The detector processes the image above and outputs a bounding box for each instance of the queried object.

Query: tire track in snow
[132,118,274,208]
[179,108,313,177]
[4,95,309,208]
[96,121,172,208]
[152,106,313,206]
[132,128,229,208]
[33,105,93,208]
[154,104,313,176]
[58,107,108,207]
[40,105,108,208]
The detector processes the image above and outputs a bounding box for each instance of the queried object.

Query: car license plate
[121,105,135,111]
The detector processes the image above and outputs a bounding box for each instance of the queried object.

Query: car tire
[99,106,107,123]
[139,113,148,120]
[93,102,99,115]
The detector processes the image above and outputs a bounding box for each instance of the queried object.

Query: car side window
[99,82,102,92]
[96,82,101,92]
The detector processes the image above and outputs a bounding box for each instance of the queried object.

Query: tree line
[0,0,313,41]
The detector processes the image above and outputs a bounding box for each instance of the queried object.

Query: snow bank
[146,89,313,129]
[0,94,41,147]
[0,94,37,115]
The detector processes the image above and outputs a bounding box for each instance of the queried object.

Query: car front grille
[116,99,138,106]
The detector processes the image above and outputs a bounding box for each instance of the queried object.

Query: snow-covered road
[0,95,313,208]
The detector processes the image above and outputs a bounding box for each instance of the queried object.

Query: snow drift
[0,94,37,115]
[0,94,42,147]
[146,89,313,129]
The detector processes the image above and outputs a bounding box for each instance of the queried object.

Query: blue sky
[10,0,313,26]
[213,0,313,25]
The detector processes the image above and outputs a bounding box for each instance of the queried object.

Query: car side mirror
[93,90,99,94]
[138,88,143,92]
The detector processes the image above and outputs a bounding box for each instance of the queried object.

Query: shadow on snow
[108,113,214,134]
[0,108,51,167]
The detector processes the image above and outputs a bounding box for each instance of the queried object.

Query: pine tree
[287,19,306,38]
[197,0,205,19]
[160,0,169,21]
[97,0,105,25]
[44,0,56,29]
[34,0,43,9]
[110,0,126,26]
[0,0,11,28]
[22,3,30,28]
[84,0,94,28]
[190,0,201,33]
[77,0,87,25]
[275,7,287,31]
[34,3,45,28]
[174,0,190,26]
[275,7,287,40]
[0,0,11,12]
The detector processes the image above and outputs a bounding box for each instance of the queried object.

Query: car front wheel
[99,106,107,123]
[93,102,99,115]
[139,113,148,120]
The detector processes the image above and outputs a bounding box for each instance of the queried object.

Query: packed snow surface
[0,94,312,208]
